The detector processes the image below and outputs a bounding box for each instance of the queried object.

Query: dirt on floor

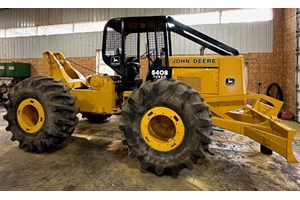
[0,105,300,191]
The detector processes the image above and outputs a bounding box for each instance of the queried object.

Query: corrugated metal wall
[0,21,273,59]
[0,32,103,58]
[172,21,273,55]
[0,8,234,28]
[0,8,273,58]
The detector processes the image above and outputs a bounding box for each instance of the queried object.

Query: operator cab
[102,16,170,90]
[102,16,239,90]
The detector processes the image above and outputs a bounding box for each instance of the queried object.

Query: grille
[148,30,165,58]
[125,33,138,57]
[178,76,202,91]
[105,29,122,56]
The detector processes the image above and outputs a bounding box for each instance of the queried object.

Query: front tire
[3,76,78,152]
[120,79,212,176]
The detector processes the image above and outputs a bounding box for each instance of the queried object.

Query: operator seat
[124,56,142,89]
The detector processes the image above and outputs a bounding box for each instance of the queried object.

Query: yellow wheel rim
[140,107,185,152]
[17,98,45,134]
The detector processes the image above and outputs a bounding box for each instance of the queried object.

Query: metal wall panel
[170,21,273,55]
[0,20,273,59]
[0,8,35,29]
[0,8,239,29]
[0,32,102,59]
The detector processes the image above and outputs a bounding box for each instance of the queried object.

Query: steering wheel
[141,49,155,60]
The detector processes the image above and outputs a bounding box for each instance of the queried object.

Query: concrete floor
[0,105,300,191]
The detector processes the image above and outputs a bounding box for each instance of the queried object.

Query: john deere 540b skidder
[4,16,298,176]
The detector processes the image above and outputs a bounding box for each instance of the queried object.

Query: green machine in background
[0,62,31,79]
[0,62,31,101]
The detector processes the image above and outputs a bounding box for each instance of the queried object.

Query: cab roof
[105,15,172,34]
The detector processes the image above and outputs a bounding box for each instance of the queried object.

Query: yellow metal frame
[17,98,45,134]
[43,51,90,88]
[43,51,116,115]
[42,51,297,163]
[170,54,297,163]
[140,107,185,152]
[204,93,298,163]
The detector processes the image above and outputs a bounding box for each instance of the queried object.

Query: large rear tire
[120,79,212,176]
[3,76,78,152]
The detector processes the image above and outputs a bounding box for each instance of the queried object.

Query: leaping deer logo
[113,57,119,63]
[111,56,120,65]
[226,78,235,86]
